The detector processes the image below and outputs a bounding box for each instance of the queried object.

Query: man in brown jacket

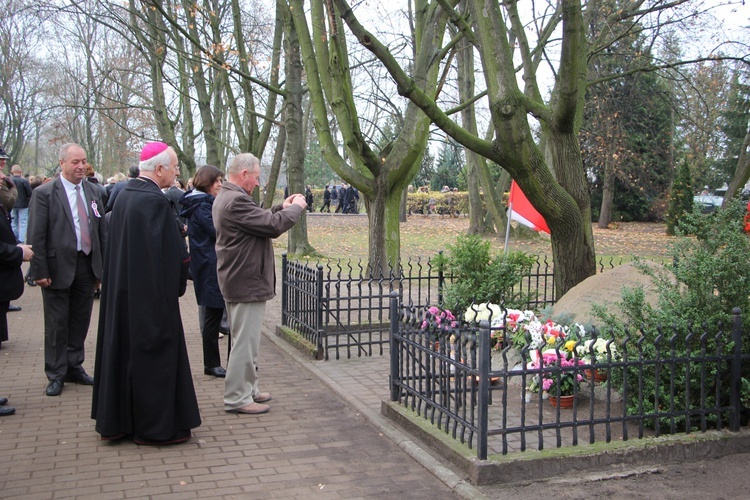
[213,153,306,414]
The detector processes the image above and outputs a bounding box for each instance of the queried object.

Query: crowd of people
[320,183,360,213]
[0,142,307,443]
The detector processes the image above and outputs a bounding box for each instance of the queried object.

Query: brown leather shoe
[226,402,269,414]
[254,392,272,403]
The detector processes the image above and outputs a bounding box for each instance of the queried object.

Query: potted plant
[528,351,583,408]
[575,337,619,381]
[420,305,456,349]
[463,302,533,350]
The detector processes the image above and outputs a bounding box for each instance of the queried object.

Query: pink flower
[542,378,553,391]
[427,306,442,318]
[422,307,457,330]
[541,351,567,364]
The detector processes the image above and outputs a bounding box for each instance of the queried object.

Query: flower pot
[548,394,575,408]
[585,369,607,382]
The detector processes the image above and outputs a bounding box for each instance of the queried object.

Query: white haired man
[92,141,201,444]
[213,153,306,414]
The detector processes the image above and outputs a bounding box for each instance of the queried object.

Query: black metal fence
[389,295,748,459]
[281,254,625,360]
[281,254,445,359]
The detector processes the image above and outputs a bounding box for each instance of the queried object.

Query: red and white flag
[507,180,550,234]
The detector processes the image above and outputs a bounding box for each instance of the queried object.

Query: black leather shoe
[65,372,94,385]
[0,397,7,406]
[204,366,227,378]
[46,380,63,396]
[7,305,21,312]
[0,406,15,416]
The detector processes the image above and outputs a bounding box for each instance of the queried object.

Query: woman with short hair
[179,165,227,377]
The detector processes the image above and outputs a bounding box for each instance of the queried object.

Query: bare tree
[0,2,48,166]
[288,0,448,273]
[335,0,750,297]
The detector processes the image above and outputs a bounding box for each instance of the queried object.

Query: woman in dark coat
[0,172,33,416]
[179,165,226,377]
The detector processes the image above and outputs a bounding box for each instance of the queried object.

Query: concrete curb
[262,326,487,499]
[382,398,750,486]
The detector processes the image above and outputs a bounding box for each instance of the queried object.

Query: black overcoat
[0,209,23,343]
[91,177,201,442]
[0,211,23,303]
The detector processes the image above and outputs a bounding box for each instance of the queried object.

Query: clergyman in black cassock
[91,142,200,444]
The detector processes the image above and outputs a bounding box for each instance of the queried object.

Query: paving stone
[0,275,458,499]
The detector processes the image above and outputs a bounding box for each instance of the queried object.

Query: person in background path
[105,165,139,213]
[107,172,126,196]
[213,153,306,415]
[330,183,338,211]
[92,141,200,445]
[320,185,331,212]
[338,183,349,213]
[305,185,314,213]
[0,171,33,415]
[179,165,227,379]
[27,143,106,397]
[348,185,360,214]
[9,164,31,244]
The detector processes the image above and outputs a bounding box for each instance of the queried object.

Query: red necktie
[75,185,92,255]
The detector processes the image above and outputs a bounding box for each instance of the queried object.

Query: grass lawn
[274,213,676,262]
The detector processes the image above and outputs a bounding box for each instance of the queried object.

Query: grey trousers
[223,301,266,410]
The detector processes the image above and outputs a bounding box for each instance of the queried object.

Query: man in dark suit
[27,143,107,397]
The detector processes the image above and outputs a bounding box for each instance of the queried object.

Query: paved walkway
[0,276,474,499]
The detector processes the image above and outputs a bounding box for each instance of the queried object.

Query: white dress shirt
[59,176,89,252]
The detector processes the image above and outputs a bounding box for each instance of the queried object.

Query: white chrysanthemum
[463,302,503,324]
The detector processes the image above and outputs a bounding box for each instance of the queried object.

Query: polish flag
[508,181,550,234]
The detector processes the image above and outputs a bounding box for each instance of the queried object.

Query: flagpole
[504,200,512,254]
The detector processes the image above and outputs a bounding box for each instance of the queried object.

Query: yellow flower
[564,340,577,352]
[547,335,556,345]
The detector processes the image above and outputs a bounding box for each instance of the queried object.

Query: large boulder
[551,262,661,326]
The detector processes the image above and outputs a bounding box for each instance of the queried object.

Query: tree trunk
[724,124,750,204]
[456,22,498,235]
[549,131,596,298]
[366,177,404,277]
[597,158,614,228]
[263,124,286,209]
[467,159,485,234]
[289,0,444,267]
[283,5,314,255]
[399,183,408,223]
